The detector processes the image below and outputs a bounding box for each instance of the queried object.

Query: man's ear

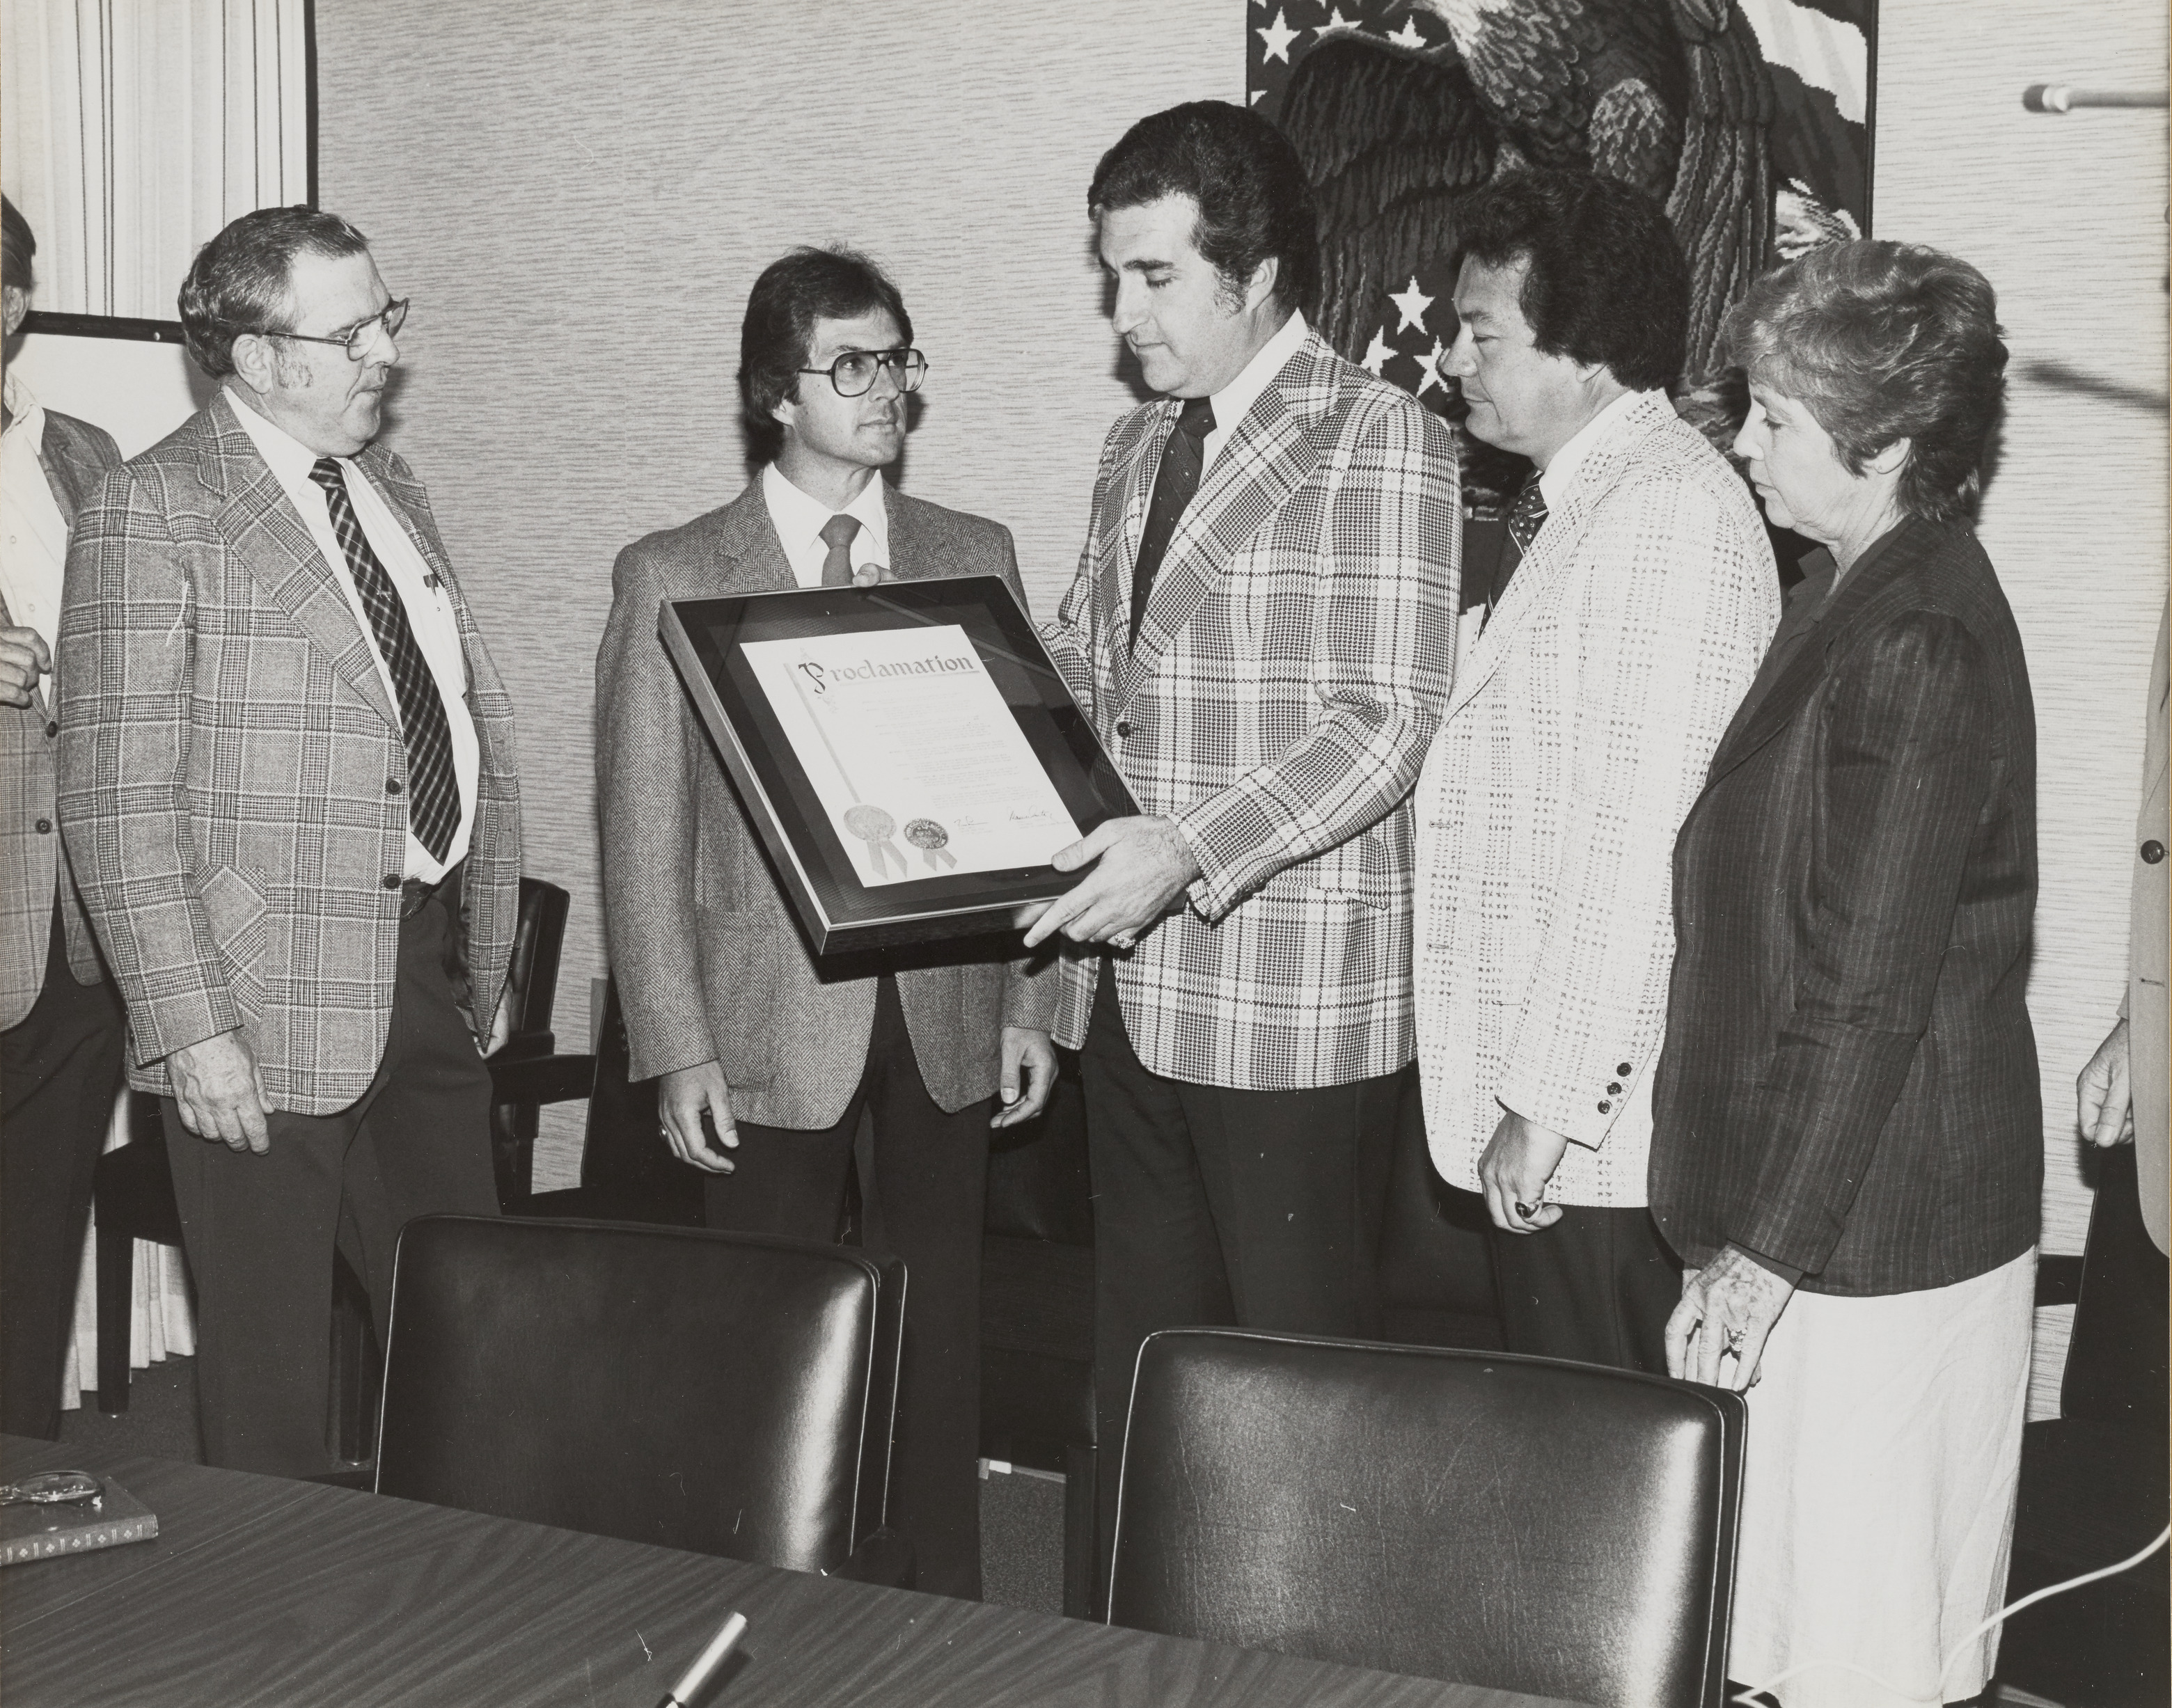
[1242,255,1280,316]
[229,331,277,398]
[1,284,28,340]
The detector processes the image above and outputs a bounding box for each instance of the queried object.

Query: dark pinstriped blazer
[1649,516,2042,1296]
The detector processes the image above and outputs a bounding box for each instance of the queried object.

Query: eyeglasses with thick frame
[252,298,410,361]
[797,346,927,397]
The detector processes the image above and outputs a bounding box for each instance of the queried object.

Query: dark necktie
[308,458,461,861]
[820,513,861,587]
[1129,396,1216,647]
[1506,473,1549,558]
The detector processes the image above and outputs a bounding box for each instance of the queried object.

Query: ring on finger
[1720,1325,1747,1357]
[1513,1200,1537,1219]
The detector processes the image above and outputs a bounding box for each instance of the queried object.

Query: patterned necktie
[820,513,861,587]
[1506,473,1549,557]
[308,458,461,860]
[1129,396,1217,647]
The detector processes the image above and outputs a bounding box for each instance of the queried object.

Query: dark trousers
[0,904,125,1438]
[1079,975,1403,1608]
[1487,1202,1681,1375]
[701,975,991,1601]
[162,883,498,1476]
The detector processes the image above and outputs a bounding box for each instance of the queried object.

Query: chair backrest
[503,878,571,1038]
[374,1216,903,1574]
[1108,1329,1744,1708]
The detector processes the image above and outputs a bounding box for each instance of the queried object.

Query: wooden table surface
[0,1437,1583,1708]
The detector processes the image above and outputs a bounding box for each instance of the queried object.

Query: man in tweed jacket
[56,208,521,1476]
[1415,172,1777,1373]
[1027,105,1456,1599]
[597,247,1055,1599]
[1,196,127,1439]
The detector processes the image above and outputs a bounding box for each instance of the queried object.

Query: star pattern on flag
[1386,15,1427,49]
[1387,276,1434,333]
[1316,4,1362,33]
[1359,328,1394,377]
[1412,335,1447,395]
[1256,8,1302,63]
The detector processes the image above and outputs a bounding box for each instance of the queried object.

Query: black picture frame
[660,576,1138,955]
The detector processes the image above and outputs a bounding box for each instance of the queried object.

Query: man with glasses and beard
[595,245,1057,1600]
[56,206,524,1476]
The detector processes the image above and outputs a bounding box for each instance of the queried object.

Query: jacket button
[386,778,404,795]
[1597,1100,1612,1113]
[381,873,402,889]
[34,817,52,834]
[1616,1062,1632,1077]
[1607,1082,1623,1095]
[2143,841,2166,865]
[1115,721,1133,739]
[44,721,58,738]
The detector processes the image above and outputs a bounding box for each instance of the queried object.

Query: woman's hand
[1666,1246,1795,1391]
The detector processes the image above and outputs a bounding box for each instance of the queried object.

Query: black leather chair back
[1108,1329,1745,1708]
[502,877,570,1038]
[374,1216,903,1574]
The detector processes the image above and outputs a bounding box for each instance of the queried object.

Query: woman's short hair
[1454,168,1687,393]
[179,205,372,379]
[1723,239,2007,523]
[1088,101,1320,317]
[739,246,913,464]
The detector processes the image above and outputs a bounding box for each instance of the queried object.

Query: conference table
[0,1437,1587,1708]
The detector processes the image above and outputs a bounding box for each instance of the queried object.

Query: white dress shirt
[762,462,890,588]
[1538,388,1662,513]
[225,386,478,881]
[1201,308,1311,475]
[0,373,72,695]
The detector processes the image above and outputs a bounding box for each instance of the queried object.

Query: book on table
[1,1476,157,1565]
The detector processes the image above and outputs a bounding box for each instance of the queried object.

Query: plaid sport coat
[1043,328,1458,1090]
[2,408,120,1028]
[55,393,522,1116]
[1415,394,1779,1208]
[595,480,1057,1130]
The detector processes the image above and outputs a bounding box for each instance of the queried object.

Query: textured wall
[1873,0,2169,1414]
[315,0,1243,1178]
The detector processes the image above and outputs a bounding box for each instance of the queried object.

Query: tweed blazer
[55,392,523,1116]
[1415,394,1778,1207]
[1649,516,2042,1295]
[2,408,120,1028]
[2132,601,2168,1255]
[595,479,1057,1130]
[1041,328,1457,1091]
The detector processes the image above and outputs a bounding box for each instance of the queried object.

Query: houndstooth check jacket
[1043,327,1458,1090]
[54,392,523,1116]
[1415,393,1778,1207]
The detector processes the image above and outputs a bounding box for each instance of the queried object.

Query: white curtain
[1,0,308,319]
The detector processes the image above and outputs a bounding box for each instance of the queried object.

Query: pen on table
[656,1610,747,1708]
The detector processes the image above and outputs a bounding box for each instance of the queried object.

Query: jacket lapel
[1701,517,1933,789]
[200,399,398,730]
[705,481,798,595]
[882,482,936,583]
[1112,336,1328,717]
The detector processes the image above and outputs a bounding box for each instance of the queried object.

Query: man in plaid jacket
[56,208,521,1476]
[1026,103,1457,1600]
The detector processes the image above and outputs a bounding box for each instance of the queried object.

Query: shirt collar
[1536,388,1659,514]
[762,461,890,559]
[2,371,46,450]
[1205,308,1309,441]
[224,382,340,484]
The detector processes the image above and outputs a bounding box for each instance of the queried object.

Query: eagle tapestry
[1248,0,1875,448]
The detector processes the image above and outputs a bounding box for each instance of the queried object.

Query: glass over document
[659,576,1136,953]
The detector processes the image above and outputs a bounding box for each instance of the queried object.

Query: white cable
[1727,1524,2170,1707]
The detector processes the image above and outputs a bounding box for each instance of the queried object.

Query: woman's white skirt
[1727,1247,2036,1707]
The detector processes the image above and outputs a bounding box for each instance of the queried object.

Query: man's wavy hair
[179,205,372,379]
[1724,239,2008,523]
[739,246,913,466]
[1454,168,1687,393]
[1089,101,1320,316]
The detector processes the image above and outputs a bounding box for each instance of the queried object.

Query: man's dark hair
[739,246,913,464]
[178,205,372,379]
[1455,169,1687,392]
[1088,102,1320,317]
[2,196,36,298]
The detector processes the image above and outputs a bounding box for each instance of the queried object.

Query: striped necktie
[308,458,461,860]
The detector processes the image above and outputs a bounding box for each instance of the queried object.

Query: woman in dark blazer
[1649,240,2038,1707]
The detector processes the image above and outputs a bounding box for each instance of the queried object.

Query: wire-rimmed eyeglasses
[254,298,409,361]
[798,347,927,397]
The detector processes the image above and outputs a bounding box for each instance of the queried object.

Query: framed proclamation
[660,576,1138,954]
